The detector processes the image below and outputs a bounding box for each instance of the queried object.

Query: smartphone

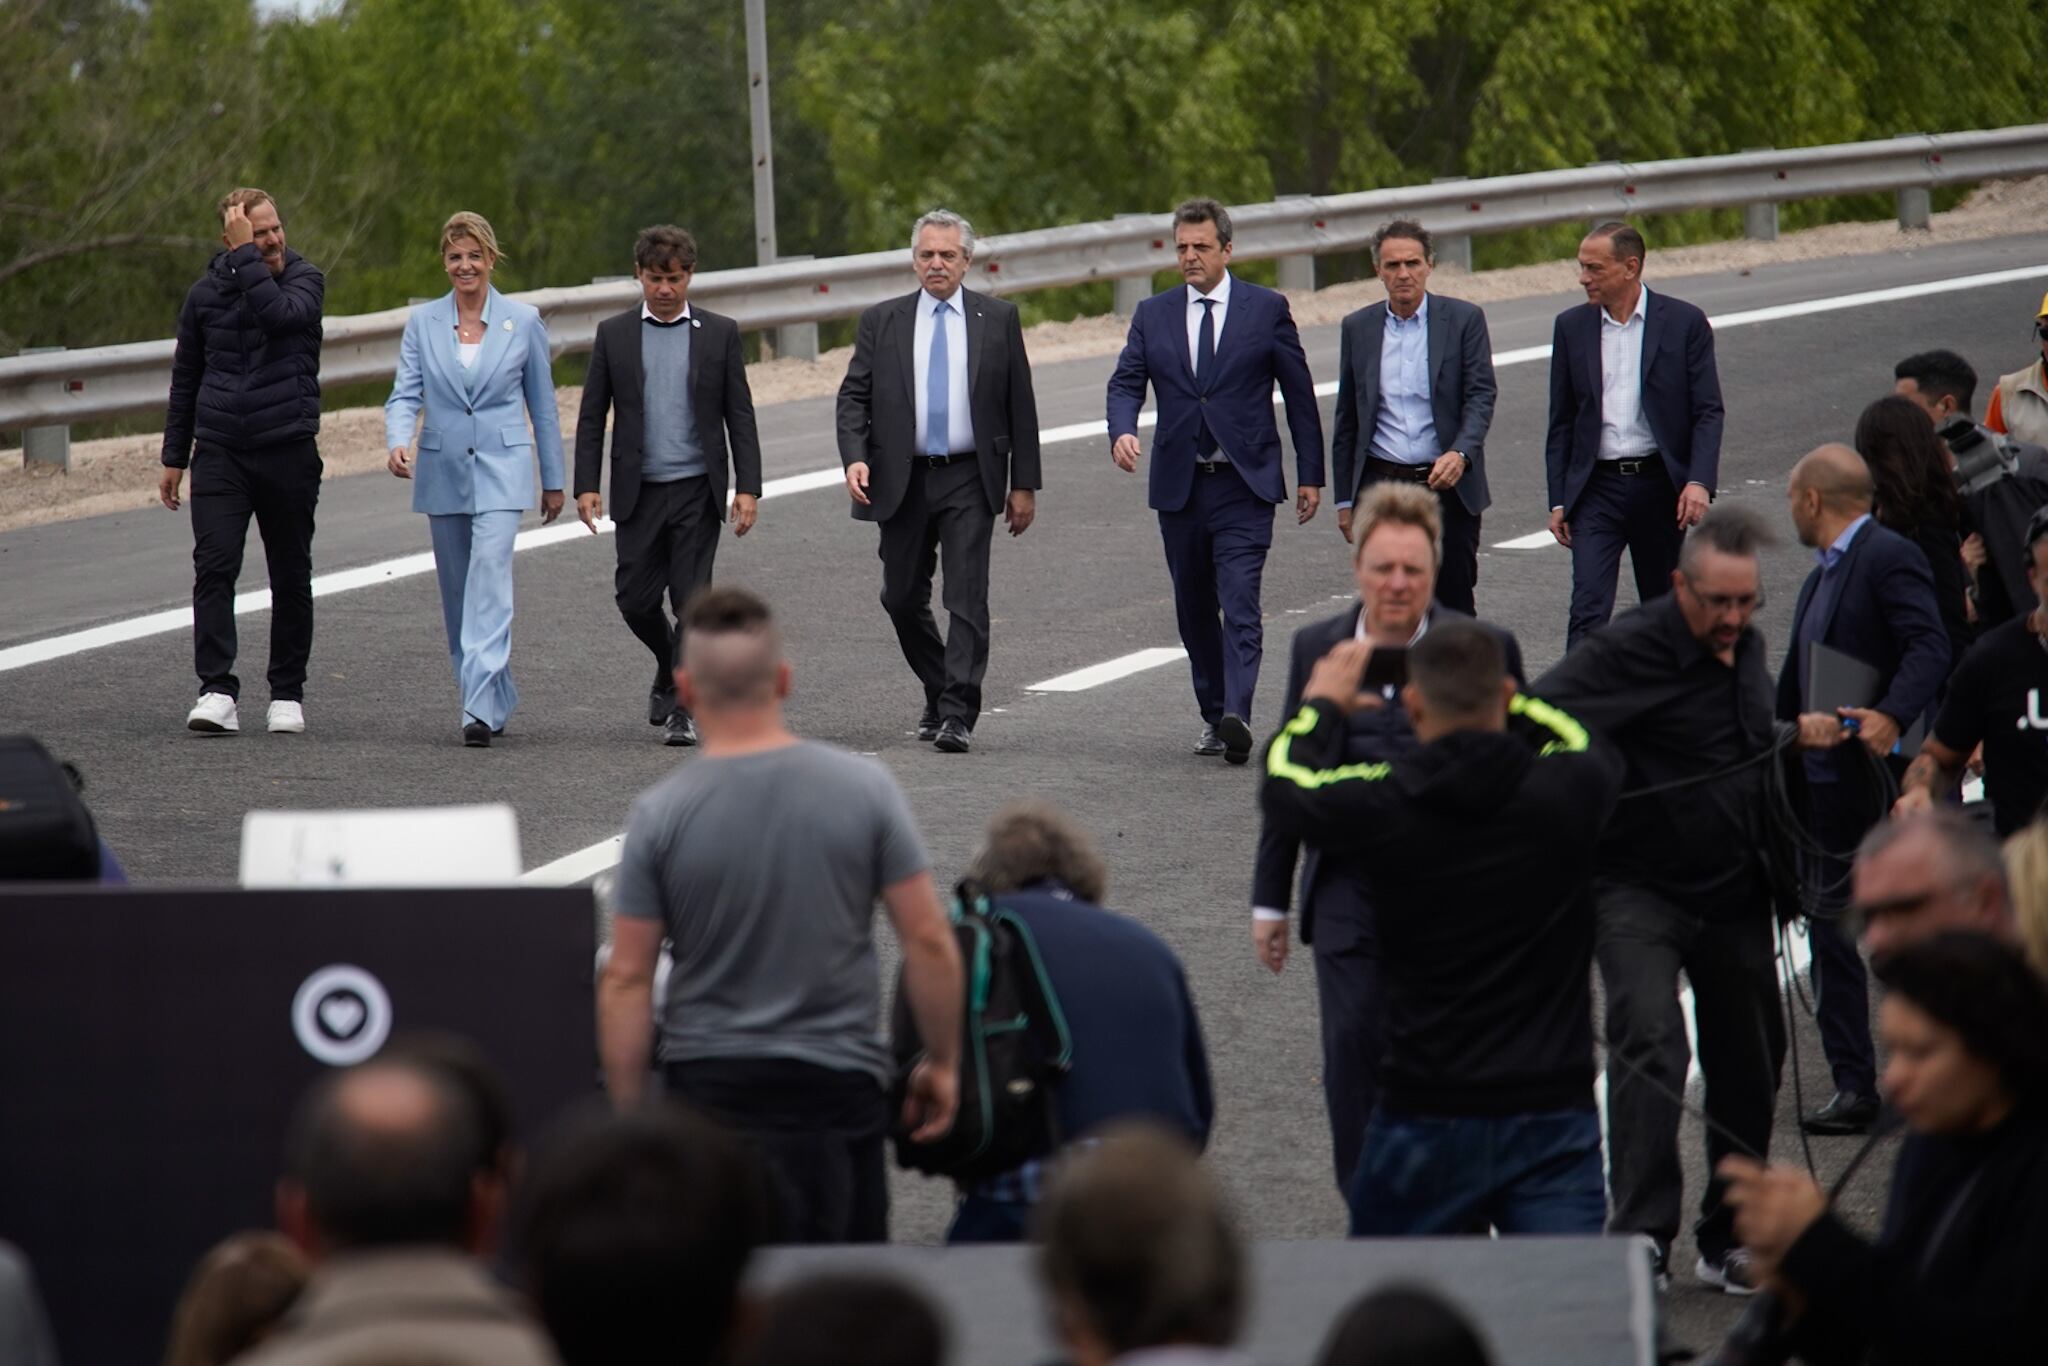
[1359,645,1409,694]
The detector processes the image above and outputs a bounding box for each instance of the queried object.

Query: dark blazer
[573,305,762,525]
[1330,295,1497,515]
[1544,289,1725,516]
[1252,602,1525,946]
[834,287,1042,524]
[1106,278,1325,513]
[1774,518,1951,773]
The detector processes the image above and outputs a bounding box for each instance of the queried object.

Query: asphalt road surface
[7,231,2045,1356]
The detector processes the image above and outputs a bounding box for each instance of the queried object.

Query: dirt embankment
[6,176,2045,535]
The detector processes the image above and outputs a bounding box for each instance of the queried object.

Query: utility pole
[745,0,777,267]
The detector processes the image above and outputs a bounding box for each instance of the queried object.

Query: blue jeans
[1348,1107,1606,1237]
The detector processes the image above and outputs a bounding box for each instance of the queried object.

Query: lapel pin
[502,318,514,332]
[690,316,701,328]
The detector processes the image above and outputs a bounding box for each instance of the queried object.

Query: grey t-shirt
[613,740,930,1085]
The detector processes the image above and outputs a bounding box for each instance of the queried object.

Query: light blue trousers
[427,510,522,730]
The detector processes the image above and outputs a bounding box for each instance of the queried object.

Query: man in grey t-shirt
[599,586,962,1243]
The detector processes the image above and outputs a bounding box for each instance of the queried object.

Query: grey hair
[911,209,976,259]
[1858,809,2012,904]
[1677,503,1773,575]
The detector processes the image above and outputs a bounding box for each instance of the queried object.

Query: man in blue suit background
[1546,222,1725,649]
[1777,444,1950,1135]
[1106,198,1325,763]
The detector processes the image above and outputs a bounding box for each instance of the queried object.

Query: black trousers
[1595,879,1785,1261]
[1312,935,1386,1196]
[614,476,718,693]
[663,1057,890,1244]
[1362,459,1481,615]
[1805,778,1880,1097]
[877,458,994,727]
[1566,460,1681,650]
[188,439,321,701]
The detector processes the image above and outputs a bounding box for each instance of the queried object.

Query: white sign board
[239,805,522,887]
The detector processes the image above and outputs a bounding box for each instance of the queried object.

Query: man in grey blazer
[836,209,1043,754]
[574,225,763,746]
[1330,220,1498,614]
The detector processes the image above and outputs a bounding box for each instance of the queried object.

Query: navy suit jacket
[1106,277,1324,512]
[1252,602,1525,947]
[1544,290,1725,516]
[1330,294,1497,516]
[1774,518,1951,778]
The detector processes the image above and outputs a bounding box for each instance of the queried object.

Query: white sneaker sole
[1694,1255,1759,1296]
[268,717,305,735]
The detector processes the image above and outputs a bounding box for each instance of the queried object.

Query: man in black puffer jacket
[159,187,325,736]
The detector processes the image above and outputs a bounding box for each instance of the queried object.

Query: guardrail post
[1430,177,1473,272]
[1741,148,1780,241]
[1894,132,1933,231]
[1276,195,1316,293]
[774,256,820,362]
[20,347,69,472]
[1114,214,1153,316]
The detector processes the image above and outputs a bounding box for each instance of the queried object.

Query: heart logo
[317,992,367,1040]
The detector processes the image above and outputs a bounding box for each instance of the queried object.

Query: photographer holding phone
[1248,482,1525,1200]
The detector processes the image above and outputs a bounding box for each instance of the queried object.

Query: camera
[1940,416,2018,496]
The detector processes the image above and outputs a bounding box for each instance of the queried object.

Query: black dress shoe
[1218,713,1254,765]
[1801,1091,1880,1135]
[663,712,698,747]
[1194,724,1226,756]
[917,706,942,742]
[649,685,677,727]
[933,719,971,753]
[462,720,491,748]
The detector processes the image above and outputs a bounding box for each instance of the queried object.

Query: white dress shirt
[1598,283,1657,461]
[913,288,974,455]
[639,300,695,324]
[1185,272,1233,462]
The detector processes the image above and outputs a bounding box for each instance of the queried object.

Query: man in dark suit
[1107,197,1325,764]
[1331,220,1497,614]
[1249,483,1524,1196]
[1777,444,1950,1134]
[1546,222,1725,649]
[835,209,1042,754]
[574,224,762,746]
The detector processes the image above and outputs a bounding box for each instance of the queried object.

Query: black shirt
[1532,595,1778,915]
[1260,696,1624,1115]
[1933,615,2048,835]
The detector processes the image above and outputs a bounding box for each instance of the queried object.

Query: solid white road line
[1492,531,1558,550]
[520,835,625,887]
[1024,647,1189,693]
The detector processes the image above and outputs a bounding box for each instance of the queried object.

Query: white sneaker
[267,700,305,734]
[186,693,240,734]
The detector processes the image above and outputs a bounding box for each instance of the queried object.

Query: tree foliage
[2,0,2043,359]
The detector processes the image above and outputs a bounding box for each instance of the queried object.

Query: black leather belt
[1597,454,1660,476]
[1366,457,1434,483]
[1194,460,1229,475]
[915,451,974,469]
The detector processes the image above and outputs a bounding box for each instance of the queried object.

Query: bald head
[284,1058,483,1253]
[1790,444,1873,512]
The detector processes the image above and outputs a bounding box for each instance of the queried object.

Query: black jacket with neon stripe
[1260,695,1623,1116]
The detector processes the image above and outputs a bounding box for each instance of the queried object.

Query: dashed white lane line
[1024,647,1189,693]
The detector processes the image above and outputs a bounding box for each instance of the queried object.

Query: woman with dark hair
[1716,932,2048,1364]
[1854,395,1973,660]
[162,1232,307,1366]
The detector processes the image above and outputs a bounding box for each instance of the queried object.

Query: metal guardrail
[5,123,2047,431]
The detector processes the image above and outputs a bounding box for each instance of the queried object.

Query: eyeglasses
[1680,580,1765,613]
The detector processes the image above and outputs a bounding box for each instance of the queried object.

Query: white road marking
[519,835,624,887]
[1493,531,1558,550]
[1024,646,1189,693]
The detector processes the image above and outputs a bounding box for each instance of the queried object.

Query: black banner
[0,886,597,1366]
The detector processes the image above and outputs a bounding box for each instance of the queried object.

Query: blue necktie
[926,300,951,457]
[1195,297,1217,456]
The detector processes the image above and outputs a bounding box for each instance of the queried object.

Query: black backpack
[889,880,1074,1184]
[0,736,100,882]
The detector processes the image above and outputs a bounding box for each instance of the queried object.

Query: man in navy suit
[1106,198,1325,763]
[1546,222,1725,649]
[1248,483,1524,1196]
[1331,220,1497,614]
[1777,444,1950,1134]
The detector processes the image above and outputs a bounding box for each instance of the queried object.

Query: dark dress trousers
[1775,518,1950,1101]
[834,288,1042,728]
[1106,279,1325,725]
[1330,295,1497,614]
[1544,291,1724,648]
[1250,603,1524,1191]
[574,305,762,685]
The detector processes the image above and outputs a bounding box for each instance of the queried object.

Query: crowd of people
[6,182,2032,1362]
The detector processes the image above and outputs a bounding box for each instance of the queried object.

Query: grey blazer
[1330,293,1497,515]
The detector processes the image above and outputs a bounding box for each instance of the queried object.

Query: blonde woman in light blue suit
[386,211,565,747]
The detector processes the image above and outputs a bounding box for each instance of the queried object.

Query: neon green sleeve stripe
[1512,692,1590,756]
[1265,704,1392,790]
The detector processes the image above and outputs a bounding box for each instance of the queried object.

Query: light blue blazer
[384,287,566,515]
